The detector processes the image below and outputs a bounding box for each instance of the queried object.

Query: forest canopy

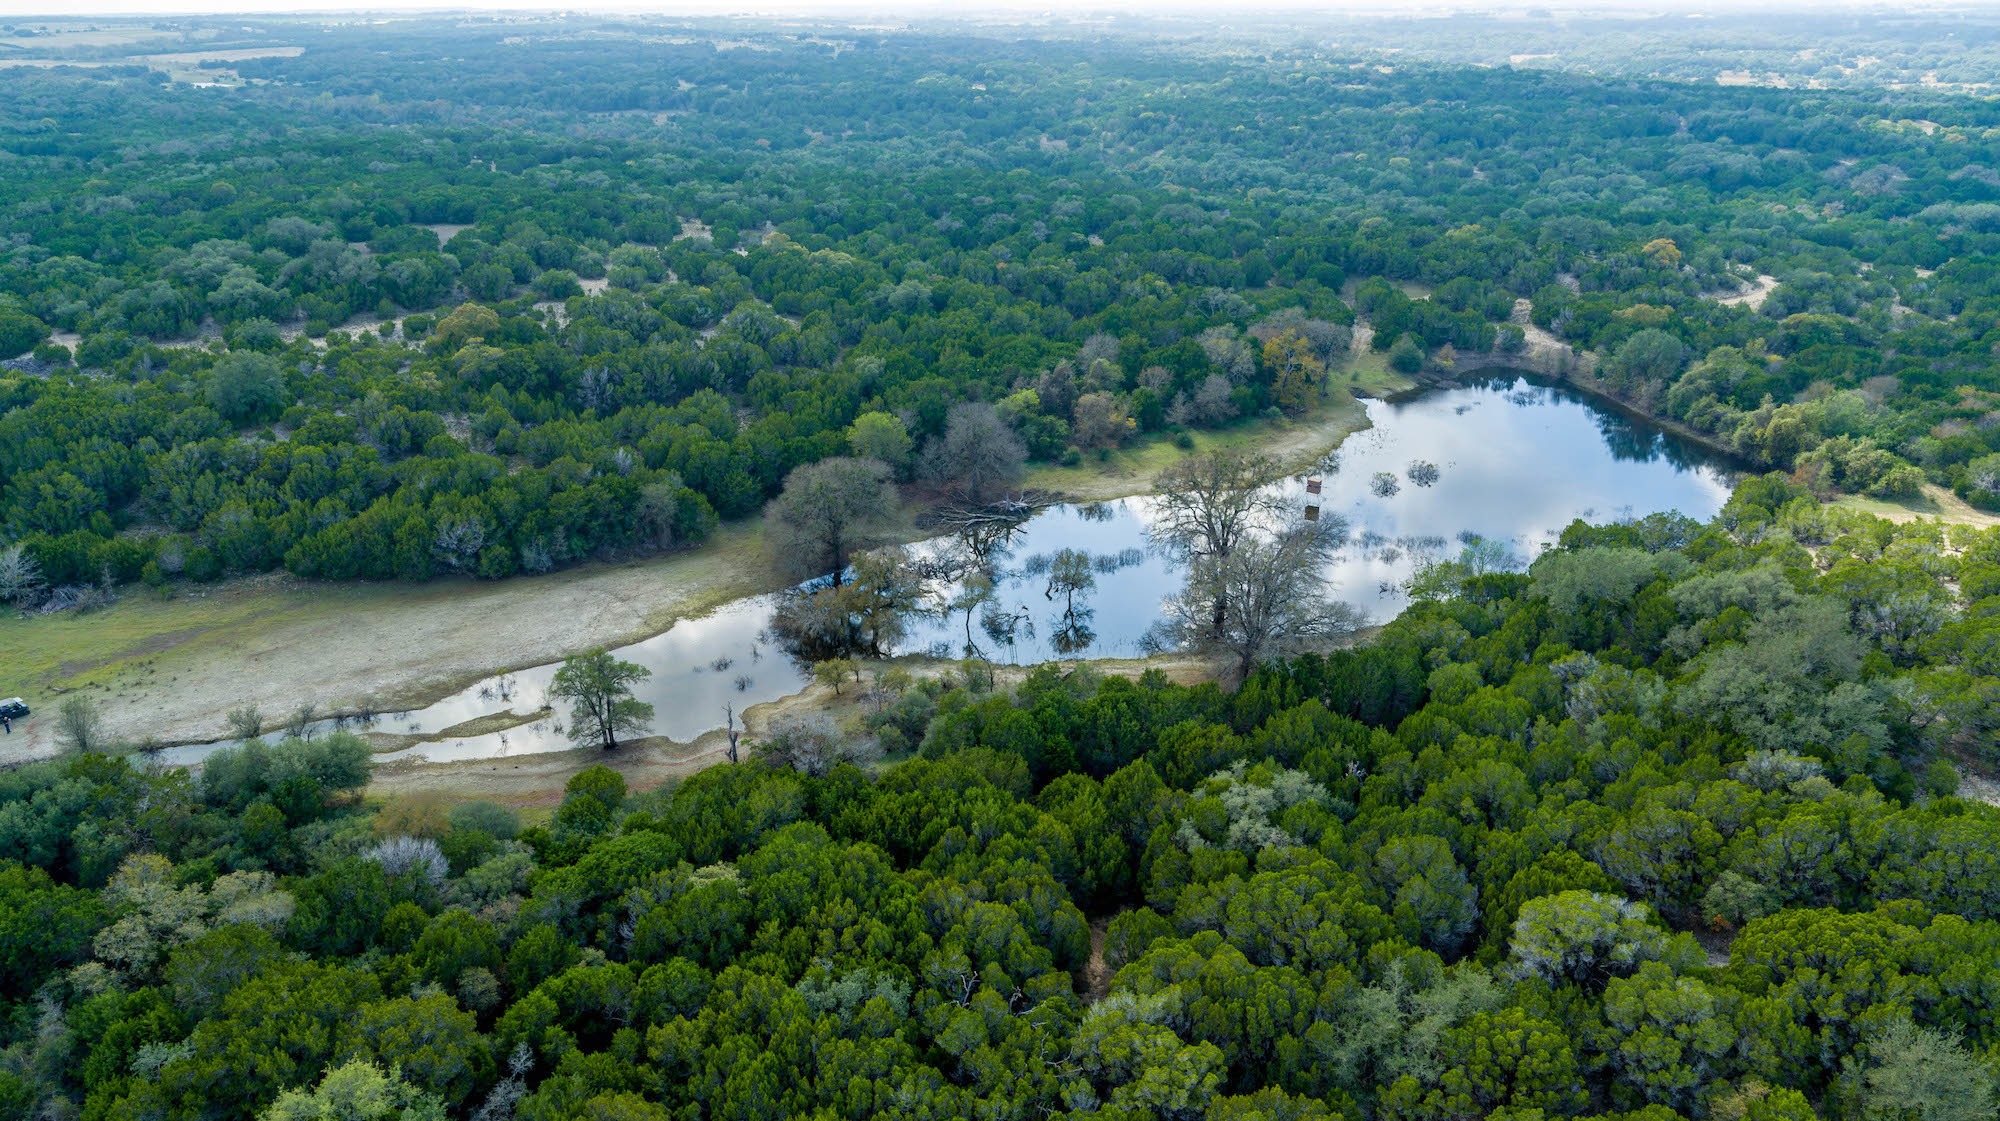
[6,15,2000,1118]
[8,15,2000,601]
[4,483,2000,1118]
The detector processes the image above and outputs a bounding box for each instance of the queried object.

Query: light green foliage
[1191,761,1332,852]
[1379,1006,1586,1119]
[1600,962,1737,1111]
[1530,546,1674,617]
[846,411,914,474]
[446,800,521,840]
[204,351,290,424]
[1375,835,1479,954]
[1838,1017,2000,1121]
[1510,891,1672,986]
[1608,328,1686,390]
[88,855,294,983]
[260,1061,447,1121]
[1071,989,1228,1119]
[1676,597,1893,763]
[1306,960,1505,1094]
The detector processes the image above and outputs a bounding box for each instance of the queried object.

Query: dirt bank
[5,388,1418,770]
[365,651,1228,807]
[1024,382,1404,503]
[2,522,779,765]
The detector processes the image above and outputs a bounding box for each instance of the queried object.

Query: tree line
[4,477,2000,1118]
[10,20,2000,601]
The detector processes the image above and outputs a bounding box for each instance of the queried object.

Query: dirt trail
[1081,915,1114,1002]
[1708,274,1780,311]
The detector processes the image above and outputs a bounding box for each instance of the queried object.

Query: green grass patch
[1832,483,2000,529]
[0,590,287,692]
[1026,367,1414,502]
[0,519,776,699]
[1833,492,1944,520]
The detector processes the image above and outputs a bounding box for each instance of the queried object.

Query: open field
[1833,483,2000,529]
[1,520,781,763]
[0,43,301,83]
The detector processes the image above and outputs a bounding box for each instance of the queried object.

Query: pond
[158,374,1734,767]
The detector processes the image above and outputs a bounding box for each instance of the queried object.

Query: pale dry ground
[1502,299,1594,374]
[426,224,475,247]
[1958,771,2000,808]
[1709,274,1780,311]
[1,522,778,765]
[365,651,1227,806]
[1834,483,2000,530]
[1082,915,1114,1001]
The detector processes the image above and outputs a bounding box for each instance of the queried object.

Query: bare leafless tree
[754,716,854,778]
[226,706,264,741]
[1154,514,1365,679]
[766,456,899,585]
[921,402,1026,505]
[0,543,43,606]
[1150,451,1284,640]
[287,702,320,742]
[56,697,103,755]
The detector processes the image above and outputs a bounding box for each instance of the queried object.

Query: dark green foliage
[8,9,1995,596]
[7,16,2000,1121]
[9,485,2000,1119]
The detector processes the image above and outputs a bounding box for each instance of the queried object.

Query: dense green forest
[5,481,2000,1118]
[10,16,2000,599]
[7,15,2000,1119]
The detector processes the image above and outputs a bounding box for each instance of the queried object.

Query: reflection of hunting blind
[1305,477,1322,495]
[1304,476,1322,520]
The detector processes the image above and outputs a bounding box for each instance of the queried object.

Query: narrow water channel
[159,374,1735,767]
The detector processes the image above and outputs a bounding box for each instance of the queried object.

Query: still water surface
[158,375,1733,767]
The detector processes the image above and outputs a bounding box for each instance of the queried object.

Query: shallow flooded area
[162,374,1734,766]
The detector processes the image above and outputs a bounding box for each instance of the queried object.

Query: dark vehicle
[0,698,27,720]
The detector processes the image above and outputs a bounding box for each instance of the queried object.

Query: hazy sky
[0,1,1923,16]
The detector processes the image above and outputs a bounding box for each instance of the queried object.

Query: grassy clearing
[1339,350,1417,396]
[5,519,766,695]
[2,584,289,693]
[1027,366,1413,502]
[1,520,781,759]
[1833,484,2000,530]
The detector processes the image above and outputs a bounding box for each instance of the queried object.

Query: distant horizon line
[4,1,1986,22]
